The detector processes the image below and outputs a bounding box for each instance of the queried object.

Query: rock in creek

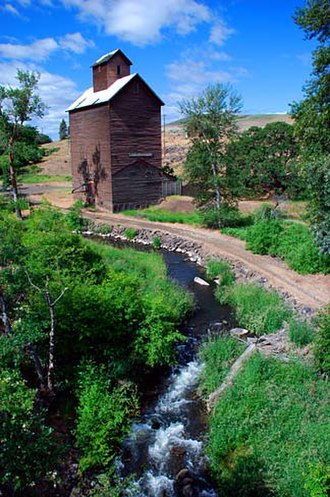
[193,277,210,286]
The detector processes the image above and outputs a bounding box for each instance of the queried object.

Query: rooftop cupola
[92,49,132,92]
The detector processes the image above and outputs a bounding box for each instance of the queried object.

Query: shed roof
[66,73,164,112]
[92,49,132,67]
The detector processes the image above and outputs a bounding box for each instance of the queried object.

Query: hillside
[37,114,293,178]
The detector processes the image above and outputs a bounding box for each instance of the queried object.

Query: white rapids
[121,360,218,497]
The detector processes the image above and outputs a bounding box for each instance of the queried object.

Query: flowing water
[119,251,234,497]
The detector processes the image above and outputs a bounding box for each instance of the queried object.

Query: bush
[246,220,283,255]
[66,200,89,231]
[75,362,139,472]
[253,203,285,222]
[206,259,232,280]
[200,205,252,229]
[225,283,291,335]
[124,227,138,240]
[313,305,330,376]
[0,369,58,490]
[153,235,161,249]
[289,319,315,347]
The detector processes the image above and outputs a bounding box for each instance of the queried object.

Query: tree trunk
[211,162,221,226]
[0,290,12,335]
[45,292,55,395]
[27,343,46,389]
[8,141,22,220]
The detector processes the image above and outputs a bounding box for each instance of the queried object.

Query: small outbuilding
[67,49,167,211]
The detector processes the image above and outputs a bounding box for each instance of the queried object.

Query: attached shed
[67,49,165,211]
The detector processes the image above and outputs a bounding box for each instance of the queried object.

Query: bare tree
[26,273,67,395]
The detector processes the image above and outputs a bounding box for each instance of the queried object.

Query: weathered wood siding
[112,161,163,211]
[109,76,162,209]
[69,104,112,209]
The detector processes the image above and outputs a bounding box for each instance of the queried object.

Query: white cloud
[0,61,80,138]
[62,0,211,45]
[0,33,93,61]
[58,32,94,53]
[209,19,235,46]
[2,3,21,16]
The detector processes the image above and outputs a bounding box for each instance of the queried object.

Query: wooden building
[67,49,167,211]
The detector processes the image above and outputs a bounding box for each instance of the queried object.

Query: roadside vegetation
[202,256,330,497]
[123,206,201,225]
[0,202,193,495]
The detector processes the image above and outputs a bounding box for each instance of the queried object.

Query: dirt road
[85,210,330,311]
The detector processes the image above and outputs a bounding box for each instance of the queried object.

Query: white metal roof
[66,73,137,112]
[94,49,118,65]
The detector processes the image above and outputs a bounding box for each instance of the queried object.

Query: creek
[118,250,234,497]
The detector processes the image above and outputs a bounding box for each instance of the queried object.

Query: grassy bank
[201,343,330,497]
[18,173,72,183]
[123,206,201,225]
[223,220,330,274]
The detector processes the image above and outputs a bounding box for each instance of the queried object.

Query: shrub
[95,224,113,235]
[289,319,315,347]
[153,235,161,249]
[200,205,252,229]
[124,227,138,240]
[206,259,232,280]
[75,362,139,472]
[246,220,283,255]
[66,200,89,231]
[225,283,291,335]
[253,203,285,222]
[313,305,330,376]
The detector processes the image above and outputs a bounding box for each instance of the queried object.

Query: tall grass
[206,352,330,497]
[123,207,201,225]
[200,336,246,396]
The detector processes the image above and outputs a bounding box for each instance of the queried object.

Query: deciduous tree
[179,84,242,218]
[0,70,45,219]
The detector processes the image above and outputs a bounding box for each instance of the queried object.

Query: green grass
[18,174,72,183]
[206,352,330,497]
[222,220,330,274]
[289,319,315,347]
[123,207,201,225]
[200,336,246,396]
[221,282,291,336]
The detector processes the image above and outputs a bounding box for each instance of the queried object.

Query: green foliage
[225,122,301,197]
[65,200,89,230]
[289,319,315,347]
[153,235,161,249]
[200,204,252,229]
[94,223,113,235]
[124,207,201,225]
[0,369,58,490]
[305,155,330,255]
[291,0,330,155]
[304,462,330,497]
[180,83,243,207]
[227,219,330,274]
[59,118,68,140]
[206,259,232,280]
[224,283,291,335]
[76,362,139,472]
[124,227,138,239]
[313,305,330,375]
[206,353,330,497]
[246,220,283,255]
[253,203,285,222]
[200,336,246,396]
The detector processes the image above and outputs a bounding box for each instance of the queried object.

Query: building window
[117,65,121,75]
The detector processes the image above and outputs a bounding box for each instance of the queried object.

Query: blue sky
[0,0,315,138]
